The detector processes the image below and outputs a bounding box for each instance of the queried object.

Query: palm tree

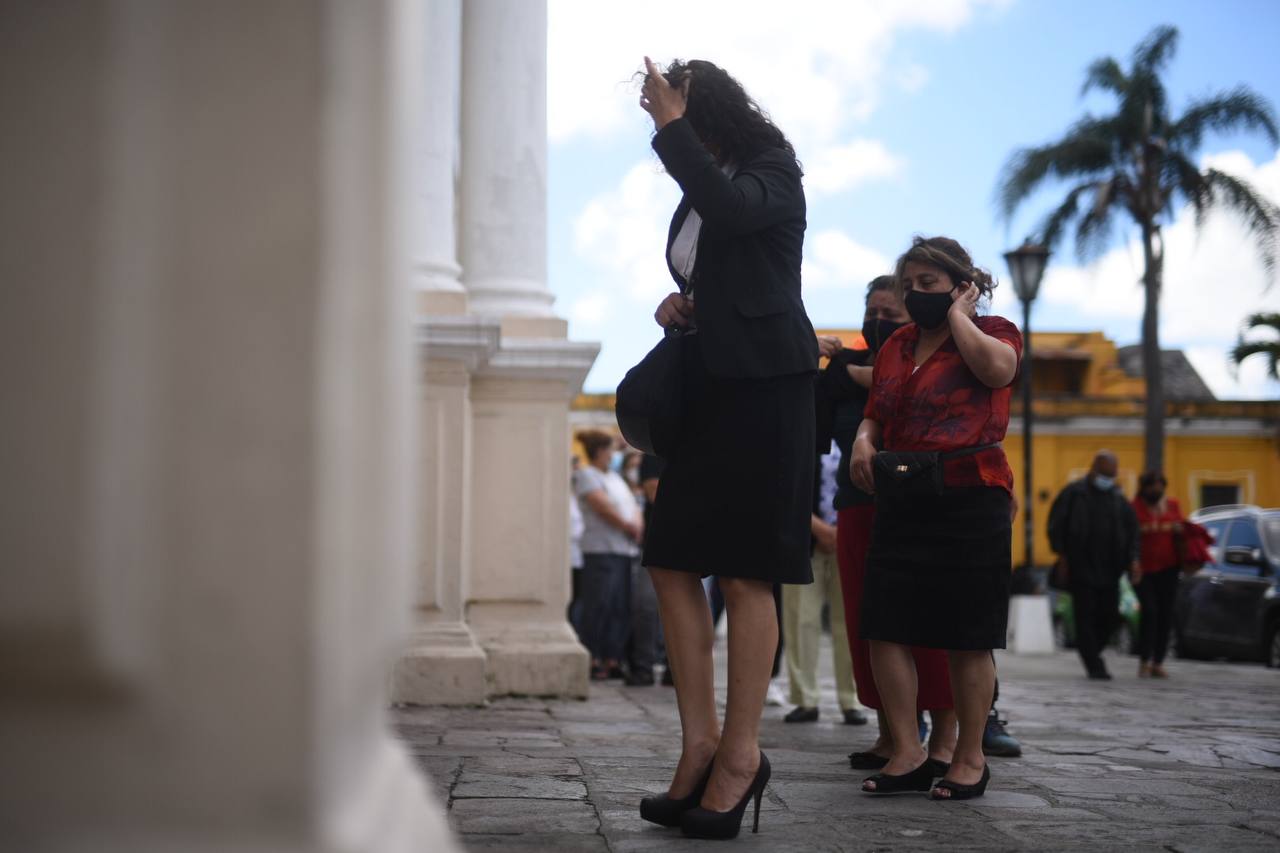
[1231,312,1280,380]
[997,25,1280,473]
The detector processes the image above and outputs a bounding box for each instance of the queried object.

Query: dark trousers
[629,559,661,671]
[580,553,632,662]
[568,568,584,636]
[1137,568,1179,664]
[1071,581,1119,672]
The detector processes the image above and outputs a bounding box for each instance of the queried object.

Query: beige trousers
[782,548,858,711]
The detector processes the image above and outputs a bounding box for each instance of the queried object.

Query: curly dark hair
[893,236,997,302]
[644,59,798,169]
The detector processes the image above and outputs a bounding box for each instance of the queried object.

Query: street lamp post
[1003,241,1050,577]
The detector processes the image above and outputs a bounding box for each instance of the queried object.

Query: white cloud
[572,161,682,310]
[804,139,904,197]
[802,229,894,290]
[569,291,612,328]
[547,0,1009,151]
[1027,148,1280,399]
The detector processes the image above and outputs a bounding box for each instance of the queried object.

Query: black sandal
[925,757,950,777]
[862,761,934,795]
[931,765,990,801]
[848,751,889,770]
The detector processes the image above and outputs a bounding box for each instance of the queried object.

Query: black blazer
[652,118,818,379]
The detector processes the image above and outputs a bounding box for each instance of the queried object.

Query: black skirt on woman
[860,485,1012,650]
[642,334,815,584]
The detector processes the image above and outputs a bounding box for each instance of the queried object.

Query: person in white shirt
[575,430,643,681]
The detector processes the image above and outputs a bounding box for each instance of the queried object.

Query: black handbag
[615,329,690,458]
[871,444,998,497]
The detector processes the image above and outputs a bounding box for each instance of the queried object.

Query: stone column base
[392,622,488,706]
[473,622,588,699]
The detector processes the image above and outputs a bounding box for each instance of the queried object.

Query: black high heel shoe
[861,760,934,795]
[639,759,715,827]
[680,752,771,840]
[931,764,990,801]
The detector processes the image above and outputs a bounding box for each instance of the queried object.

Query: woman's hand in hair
[654,292,695,330]
[639,56,688,130]
[948,281,980,322]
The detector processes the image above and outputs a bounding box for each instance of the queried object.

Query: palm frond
[1162,151,1210,225]
[1075,178,1122,260]
[1242,312,1280,333]
[997,118,1118,220]
[1134,25,1179,75]
[1202,168,1280,278]
[1229,339,1280,380]
[1081,57,1129,98]
[1035,181,1097,249]
[1171,87,1280,150]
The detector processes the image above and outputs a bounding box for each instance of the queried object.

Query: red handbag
[1179,520,1215,574]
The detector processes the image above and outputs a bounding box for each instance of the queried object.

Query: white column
[460,0,559,326]
[412,0,466,316]
[392,318,500,706]
[467,341,599,698]
[0,2,457,850]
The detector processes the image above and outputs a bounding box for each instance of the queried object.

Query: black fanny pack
[872,444,998,497]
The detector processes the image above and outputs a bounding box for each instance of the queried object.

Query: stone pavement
[395,640,1280,852]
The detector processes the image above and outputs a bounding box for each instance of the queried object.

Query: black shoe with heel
[931,764,990,801]
[862,760,935,795]
[680,752,771,839]
[640,760,715,827]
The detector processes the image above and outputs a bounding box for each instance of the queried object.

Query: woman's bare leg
[927,708,957,764]
[865,640,927,786]
[869,709,894,754]
[701,577,776,811]
[648,567,719,796]
[937,650,995,792]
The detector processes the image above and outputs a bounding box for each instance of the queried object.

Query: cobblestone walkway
[395,642,1280,851]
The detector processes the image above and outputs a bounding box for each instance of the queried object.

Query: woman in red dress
[850,236,1022,801]
[1131,471,1185,678]
[817,276,956,773]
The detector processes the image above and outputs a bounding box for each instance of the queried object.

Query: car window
[1201,519,1230,567]
[1262,517,1280,557]
[1226,519,1263,550]
[1221,518,1264,576]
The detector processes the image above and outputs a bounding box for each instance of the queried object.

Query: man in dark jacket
[1047,450,1139,680]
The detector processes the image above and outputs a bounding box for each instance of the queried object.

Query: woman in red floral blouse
[849,236,1021,802]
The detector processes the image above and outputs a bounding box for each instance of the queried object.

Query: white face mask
[1091,474,1116,490]
[610,451,624,471]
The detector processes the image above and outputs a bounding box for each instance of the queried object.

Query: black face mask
[904,288,955,330]
[861,318,908,352]
[1143,489,1164,504]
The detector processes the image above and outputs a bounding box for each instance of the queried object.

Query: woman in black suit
[636,57,818,840]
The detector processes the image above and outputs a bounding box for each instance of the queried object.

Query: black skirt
[860,485,1012,650]
[642,334,815,584]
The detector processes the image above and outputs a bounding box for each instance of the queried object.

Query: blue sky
[547,0,1280,397]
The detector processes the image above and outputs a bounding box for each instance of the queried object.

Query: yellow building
[572,330,1280,568]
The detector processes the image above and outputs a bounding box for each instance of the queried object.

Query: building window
[1200,483,1241,509]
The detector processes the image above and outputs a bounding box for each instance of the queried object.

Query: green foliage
[1230,312,1280,380]
[996,25,1280,272]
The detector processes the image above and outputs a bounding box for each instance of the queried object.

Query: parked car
[1051,575,1141,653]
[1174,505,1280,667]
